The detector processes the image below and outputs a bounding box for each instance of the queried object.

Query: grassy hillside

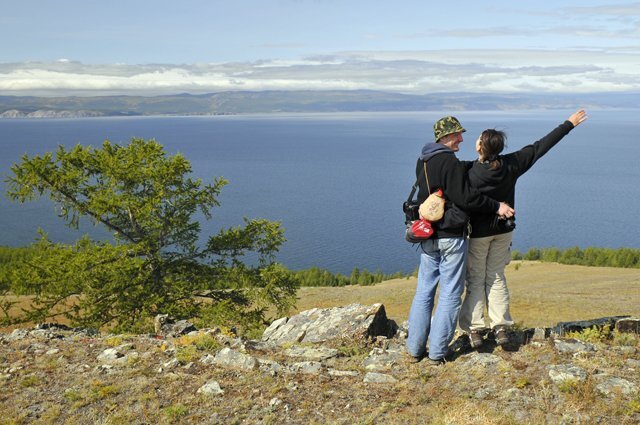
[294,261,640,327]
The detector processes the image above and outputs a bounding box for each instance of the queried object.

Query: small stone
[328,369,359,377]
[474,387,494,400]
[363,372,398,383]
[362,348,404,371]
[97,348,124,362]
[210,348,258,371]
[548,364,587,384]
[595,376,638,396]
[463,352,502,367]
[197,381,224,395]
[258,359,283,375]
[531,328,548,341]
[553,339,595,354]
[45,348,61,355]
[269,397,282,407]
[7,329,28,341]
[162,358,179,369]
[286,361,322,375]
[625,358,640,369]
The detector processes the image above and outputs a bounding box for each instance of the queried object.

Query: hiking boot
[494,327,509,346]
[404,352,424,364]
[424,357,445,366]
[469,330,484,348]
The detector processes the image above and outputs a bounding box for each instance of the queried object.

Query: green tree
[2,139,298,333]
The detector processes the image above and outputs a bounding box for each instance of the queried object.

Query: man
[406,116,514,365]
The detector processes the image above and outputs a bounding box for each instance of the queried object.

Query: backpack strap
[406,160,431,202]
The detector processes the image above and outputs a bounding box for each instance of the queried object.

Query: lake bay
[1,110,638,274]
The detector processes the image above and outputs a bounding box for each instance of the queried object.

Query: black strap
[406,164,424,203]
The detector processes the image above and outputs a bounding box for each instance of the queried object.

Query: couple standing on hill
[406,109,588,365]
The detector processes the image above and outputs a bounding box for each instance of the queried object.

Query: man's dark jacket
[416,143,499,239]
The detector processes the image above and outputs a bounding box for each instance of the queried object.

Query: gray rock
[474,386,495,400]
[162,358,180,370]
[553,339,596,354]
[197,380,224,395]
[200,354,216,365]
[262,303,397,345]
[284,346,338,361]
[286,361,323,375]
[595,376,638,396]
[45,348,61,355]
[463,352,502,367]
[363,372,398,383]
[328,369,359,377]
[258,358,283,375]
[6,329,28,341]
[531,328,549,341]
[362,347,404,371]
[615,318,640,334]
[548,364,587,384]
[625,358,640,369]
[97,348,124,363]
[553,316,628,336]
[269,397,282,407]
[208,347,258,371]
[154,314,197,337]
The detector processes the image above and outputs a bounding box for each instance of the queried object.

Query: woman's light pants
[406,237,467,360]
[459,232,514,332]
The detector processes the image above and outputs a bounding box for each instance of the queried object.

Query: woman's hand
[568,109,588,127]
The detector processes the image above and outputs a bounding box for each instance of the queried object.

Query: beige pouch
[419,188,444,221]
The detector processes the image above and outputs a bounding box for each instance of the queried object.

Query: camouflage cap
[433,116,466,141]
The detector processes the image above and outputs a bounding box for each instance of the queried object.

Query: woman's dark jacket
[416,144,499,239]
[464,120,575,238]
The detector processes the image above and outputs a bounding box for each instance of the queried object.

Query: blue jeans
[406,237,468,360]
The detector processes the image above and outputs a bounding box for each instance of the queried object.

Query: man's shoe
[494,327,509,346]
[424,357,445,366]
[404,352,424,364]
[469,330,484,348]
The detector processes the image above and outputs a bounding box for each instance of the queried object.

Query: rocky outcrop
[262,303,397,345]
[0,307,638,424]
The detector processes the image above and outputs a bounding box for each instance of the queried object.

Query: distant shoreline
[2,89,639,118]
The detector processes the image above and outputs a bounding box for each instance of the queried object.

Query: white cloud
[1,47,638,96]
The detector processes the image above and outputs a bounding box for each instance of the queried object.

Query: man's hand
[497,202,514,218]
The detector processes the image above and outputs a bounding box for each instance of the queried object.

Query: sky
[1,0,639,96]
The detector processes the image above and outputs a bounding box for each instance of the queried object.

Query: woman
[459,109,588,348]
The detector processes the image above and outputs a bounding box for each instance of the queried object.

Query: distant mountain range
[1,90,638,118]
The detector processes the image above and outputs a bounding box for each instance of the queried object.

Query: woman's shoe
[469,330,484,348]
[494,327,509,346]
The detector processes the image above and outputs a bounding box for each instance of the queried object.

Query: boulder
[553,316,628,336]
[262,303,397,345]
[615,318,640,334]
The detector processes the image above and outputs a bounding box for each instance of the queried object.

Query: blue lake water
[1,110,639,274]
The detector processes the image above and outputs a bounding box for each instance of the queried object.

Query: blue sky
[1,0,639,95]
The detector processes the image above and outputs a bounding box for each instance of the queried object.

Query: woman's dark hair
[479,129,507,170]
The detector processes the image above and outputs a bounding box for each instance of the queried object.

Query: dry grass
[295,261,640,327]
